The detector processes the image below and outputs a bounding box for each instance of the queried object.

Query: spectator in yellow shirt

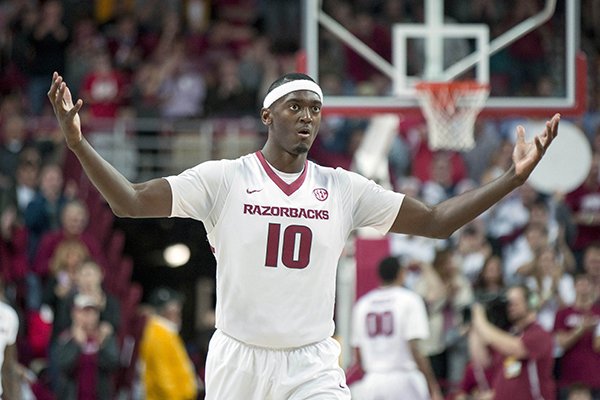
[139,287,198,400]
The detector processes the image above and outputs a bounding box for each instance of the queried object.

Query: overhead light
[163,243,190,268]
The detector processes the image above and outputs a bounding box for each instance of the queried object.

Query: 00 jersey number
[366,311,394,337]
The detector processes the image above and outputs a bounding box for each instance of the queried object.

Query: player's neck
[381,281,402,288]
[260,148,306,173]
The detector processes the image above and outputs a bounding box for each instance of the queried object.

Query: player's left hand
[512,113,560,184]
[48,72,84,149]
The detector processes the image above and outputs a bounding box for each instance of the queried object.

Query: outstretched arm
[389,114,560,238]
[48,72,172,218]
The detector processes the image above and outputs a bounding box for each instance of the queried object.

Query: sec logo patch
[313,188,328,201]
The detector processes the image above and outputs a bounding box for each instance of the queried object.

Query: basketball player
[350,256,443,400]
[0,280,20,399]
[48,71,559,399]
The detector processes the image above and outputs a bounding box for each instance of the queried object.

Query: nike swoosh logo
[246,188,263,194]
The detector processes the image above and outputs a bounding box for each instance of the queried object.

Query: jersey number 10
[265,223,313,269]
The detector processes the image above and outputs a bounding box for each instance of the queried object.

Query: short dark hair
[378,256,401,284]
[266,73,316,94]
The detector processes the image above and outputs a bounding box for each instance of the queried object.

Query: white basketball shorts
[350,370,429,400]
[204,329,351,400]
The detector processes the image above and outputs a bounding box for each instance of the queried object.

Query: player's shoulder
[354,288,380,308]
[402,287,425,303]
[182,155,238,173]
[239,152,259,163]
[217,153,255,168]
[357,286,401,303]
[197,153,256,175]
[386,286,424,305]
[201,152,255,164]
[308,160,339,176]
[309,161,371,184]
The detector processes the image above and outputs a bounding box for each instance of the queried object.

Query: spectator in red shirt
[32,199,108,280]
[582,243,600,303]
[28,199,108,314]
[80,50,129,120]
[470,285,556,400]
[554,273,600,400]
[564,155,600,259]
[453,360,495,400]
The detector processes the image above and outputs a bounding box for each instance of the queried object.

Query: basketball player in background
[48,70,559,399]
[0,279,21,400]
[350,256,443,400]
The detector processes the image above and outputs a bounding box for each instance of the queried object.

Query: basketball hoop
[415,81,490,151]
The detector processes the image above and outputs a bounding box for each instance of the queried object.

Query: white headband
[263,80,323,108]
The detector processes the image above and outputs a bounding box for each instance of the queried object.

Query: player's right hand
[47,71,84,149]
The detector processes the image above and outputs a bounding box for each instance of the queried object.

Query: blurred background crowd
[1,0,600,399]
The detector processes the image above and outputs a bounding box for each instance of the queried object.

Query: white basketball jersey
[351,286,429,373]
[167,152,404,348]
[0,301,18,397]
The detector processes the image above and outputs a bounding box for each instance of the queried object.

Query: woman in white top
[524,245,576,331]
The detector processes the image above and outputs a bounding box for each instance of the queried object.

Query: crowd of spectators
[0,0,599,399]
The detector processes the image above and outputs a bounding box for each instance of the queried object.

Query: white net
[415,81,490,151]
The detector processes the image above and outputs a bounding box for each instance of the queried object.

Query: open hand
[512,113,560,183]
[47,72,84,149]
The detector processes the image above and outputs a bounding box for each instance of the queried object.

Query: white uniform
[0,301,19,398]
[351,286,430,400]
[167,151,404,398]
